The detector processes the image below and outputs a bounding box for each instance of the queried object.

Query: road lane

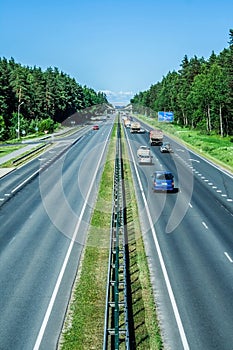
[125,126,233,350]
[0,119,114,349]
[0,126,91,204]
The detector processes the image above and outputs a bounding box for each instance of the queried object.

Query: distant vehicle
[160,142,173,153]
[149,129,163,145]
[93,125,99,130]
[137,146,153,164]
[138,154,153,165]
[137,145,150,156]
[130,121,141,133]
[152,170,174,192]
[124,119,131,128]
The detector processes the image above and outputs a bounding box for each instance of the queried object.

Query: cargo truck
[149,129,163,145]
[124,119,131,128]
[130,121,141,133]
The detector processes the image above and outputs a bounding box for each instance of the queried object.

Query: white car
[138,154,153,164]
[137,146,153,164]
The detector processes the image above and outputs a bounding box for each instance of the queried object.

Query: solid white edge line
[224,252,233,263]
[33,125,113,350]
[125,130,190,350]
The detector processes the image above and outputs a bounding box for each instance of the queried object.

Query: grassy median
[59,121,163,350]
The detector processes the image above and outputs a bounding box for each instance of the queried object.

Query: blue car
[152,170,174,192]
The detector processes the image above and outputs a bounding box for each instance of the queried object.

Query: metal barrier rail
[12,143,49,165]
[103,118,131,350]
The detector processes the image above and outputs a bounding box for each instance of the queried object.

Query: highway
[1,114,233,350]
[0,126,91,204]
[0,119,114,350]
[124,123,233,350]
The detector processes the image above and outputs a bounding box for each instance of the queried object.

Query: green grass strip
[0,145,24,157]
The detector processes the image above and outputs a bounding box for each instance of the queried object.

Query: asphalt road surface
[125,123,233,350]
[1,115,233,350]
[0,119,114,350]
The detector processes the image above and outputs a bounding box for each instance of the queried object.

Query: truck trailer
[124,119,131,128]
[149,129,163,145]
[130,121,141,133]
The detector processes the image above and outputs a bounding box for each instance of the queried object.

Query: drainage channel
[103,118,132,350]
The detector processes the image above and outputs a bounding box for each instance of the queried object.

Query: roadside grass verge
[59,121,163,349]
[0,126,78,167]
[0,145,24,158]
[137,114,233,172]
[0,144,50,168]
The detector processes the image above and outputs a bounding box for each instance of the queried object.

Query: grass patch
[59,245,109,350]
[0,144,49,168]
[0,145,24,157]
[0,127,82,169]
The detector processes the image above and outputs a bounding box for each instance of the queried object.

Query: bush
[38,118,55,133]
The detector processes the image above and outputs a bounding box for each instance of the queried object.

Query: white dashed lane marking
[172,149,233,204]
[202,222,208,229]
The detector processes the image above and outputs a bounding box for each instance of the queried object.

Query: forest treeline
[0,57,108,140]
[131,29,233,136]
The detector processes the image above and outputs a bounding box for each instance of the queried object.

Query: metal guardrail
[103,117,131,350]
[12,143,49,165]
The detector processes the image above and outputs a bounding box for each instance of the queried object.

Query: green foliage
[0,57,108,140]
[131,29,233,136]
[38,118,56,133]
[0,115,7,140]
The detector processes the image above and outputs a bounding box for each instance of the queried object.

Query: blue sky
[1,0,233,105]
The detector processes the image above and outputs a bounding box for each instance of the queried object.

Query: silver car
[160,142,173,153]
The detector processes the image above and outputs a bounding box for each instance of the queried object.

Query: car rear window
[156,173,173,180]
